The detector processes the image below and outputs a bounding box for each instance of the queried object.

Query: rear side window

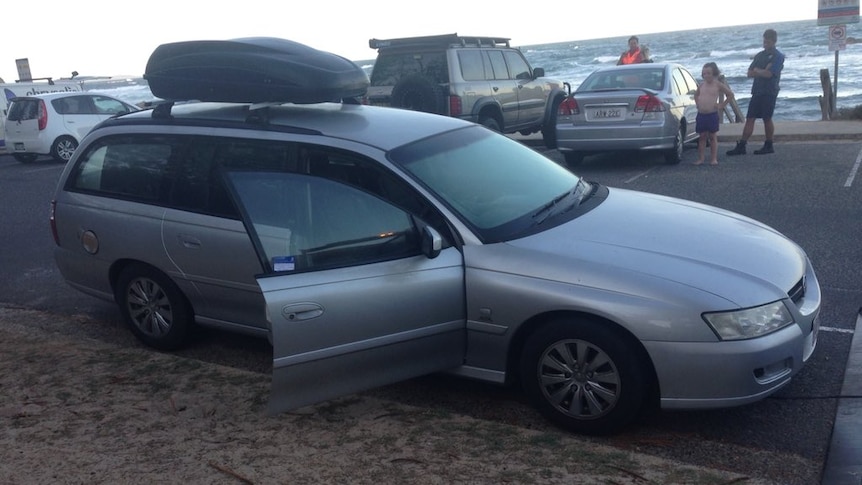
[486,50,509,80]
[52,95,96,115]
[458,50,486,81]
[369,51,448,86]
[73,142,172,201]
[66,134,301,218]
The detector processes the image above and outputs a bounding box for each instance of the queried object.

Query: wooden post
[820,68,834,120]
[718,74,744,123]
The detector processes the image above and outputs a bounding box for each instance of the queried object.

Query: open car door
[225,170,466,413]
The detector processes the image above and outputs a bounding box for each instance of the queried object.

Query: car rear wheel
[12,153,38,163]
[479,115,501,132]
[51,136,78,163]
[115,264,194,350]
[520,318,648,435]
[664,126,685,164]
[542,94,564,149]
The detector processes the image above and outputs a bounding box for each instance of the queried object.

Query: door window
[228,171,421,273]
[503,51,531,80]
[92,96,133,115]
[486,50,510,80]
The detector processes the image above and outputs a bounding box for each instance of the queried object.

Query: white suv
[4,91,138,163]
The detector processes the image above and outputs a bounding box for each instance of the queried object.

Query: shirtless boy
[694,62,735,165]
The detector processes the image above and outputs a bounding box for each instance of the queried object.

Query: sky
[0,0,819,83]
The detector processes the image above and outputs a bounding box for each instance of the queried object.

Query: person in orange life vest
[617,36,647,65]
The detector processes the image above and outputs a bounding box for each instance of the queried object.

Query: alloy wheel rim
[125,277,173,337]
[537,338,620,420]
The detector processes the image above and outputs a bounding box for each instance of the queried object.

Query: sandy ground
[0,307,780,485]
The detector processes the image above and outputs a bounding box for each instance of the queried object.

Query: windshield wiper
[532,180,594,225]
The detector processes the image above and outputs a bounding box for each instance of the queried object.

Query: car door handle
[281,302,324,321]
[177,234,201,249]
[492,86,498,92]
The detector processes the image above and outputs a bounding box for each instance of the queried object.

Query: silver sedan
[553,62,700,166]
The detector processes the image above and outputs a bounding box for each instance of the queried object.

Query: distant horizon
[0,18,826,83]
[0,0,823,82]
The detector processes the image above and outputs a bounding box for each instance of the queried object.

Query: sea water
[86,19,862,121]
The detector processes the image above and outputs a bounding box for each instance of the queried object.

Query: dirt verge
[0,308,777,484]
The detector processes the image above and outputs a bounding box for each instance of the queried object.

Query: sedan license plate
[14,143,25,151]
[588,108,625,121]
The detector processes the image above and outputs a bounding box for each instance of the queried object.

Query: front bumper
[645,311,819,410]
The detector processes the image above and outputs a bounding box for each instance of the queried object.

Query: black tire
[115,264,194,350]
[12,153,38,163]
[51,136,78,163]
[563,152,585,167]
[390,74,446,115]
[542,95,564,149]
[520,318,649,435]
[664,126,685,164]
[479,115,501,132]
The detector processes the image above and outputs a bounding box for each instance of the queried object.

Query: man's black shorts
[746,94,778,120]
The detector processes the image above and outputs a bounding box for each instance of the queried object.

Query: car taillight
[449,95,462,116]
[558,97,580,116]
[38,100,48,130]
[50,200,59,246]
[634,94,665,113]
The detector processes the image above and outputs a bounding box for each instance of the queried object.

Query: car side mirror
[533,67,545,79]
[421,225,442,259]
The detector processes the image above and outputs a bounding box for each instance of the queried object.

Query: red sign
[818,0,860,25]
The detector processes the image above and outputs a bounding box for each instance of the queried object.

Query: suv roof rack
[369,34,511,50]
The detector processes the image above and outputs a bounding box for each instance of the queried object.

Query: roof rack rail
[369,33,511,50]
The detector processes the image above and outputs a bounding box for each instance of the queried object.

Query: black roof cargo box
[144,37,369,104]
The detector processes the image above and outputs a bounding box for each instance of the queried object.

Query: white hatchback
[4,91,138,163]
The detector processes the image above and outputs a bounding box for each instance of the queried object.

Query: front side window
[92,96,133,115]
[503,51,531,80]
[227,171,420,273]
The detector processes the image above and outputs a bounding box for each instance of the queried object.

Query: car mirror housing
[421,226,442,259]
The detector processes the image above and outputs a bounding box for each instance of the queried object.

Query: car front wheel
[115,264,194,350]
[520,318,649,435]
[51,136,78,163]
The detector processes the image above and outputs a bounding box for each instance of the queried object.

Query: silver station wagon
[51,38,820,434]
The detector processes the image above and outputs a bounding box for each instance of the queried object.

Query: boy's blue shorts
[696,111,719,134]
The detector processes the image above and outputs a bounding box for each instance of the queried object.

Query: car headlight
[703,301,794,340]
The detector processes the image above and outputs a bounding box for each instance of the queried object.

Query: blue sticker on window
[272,256,296,272]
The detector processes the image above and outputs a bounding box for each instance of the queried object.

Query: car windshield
[390,126,583,242]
